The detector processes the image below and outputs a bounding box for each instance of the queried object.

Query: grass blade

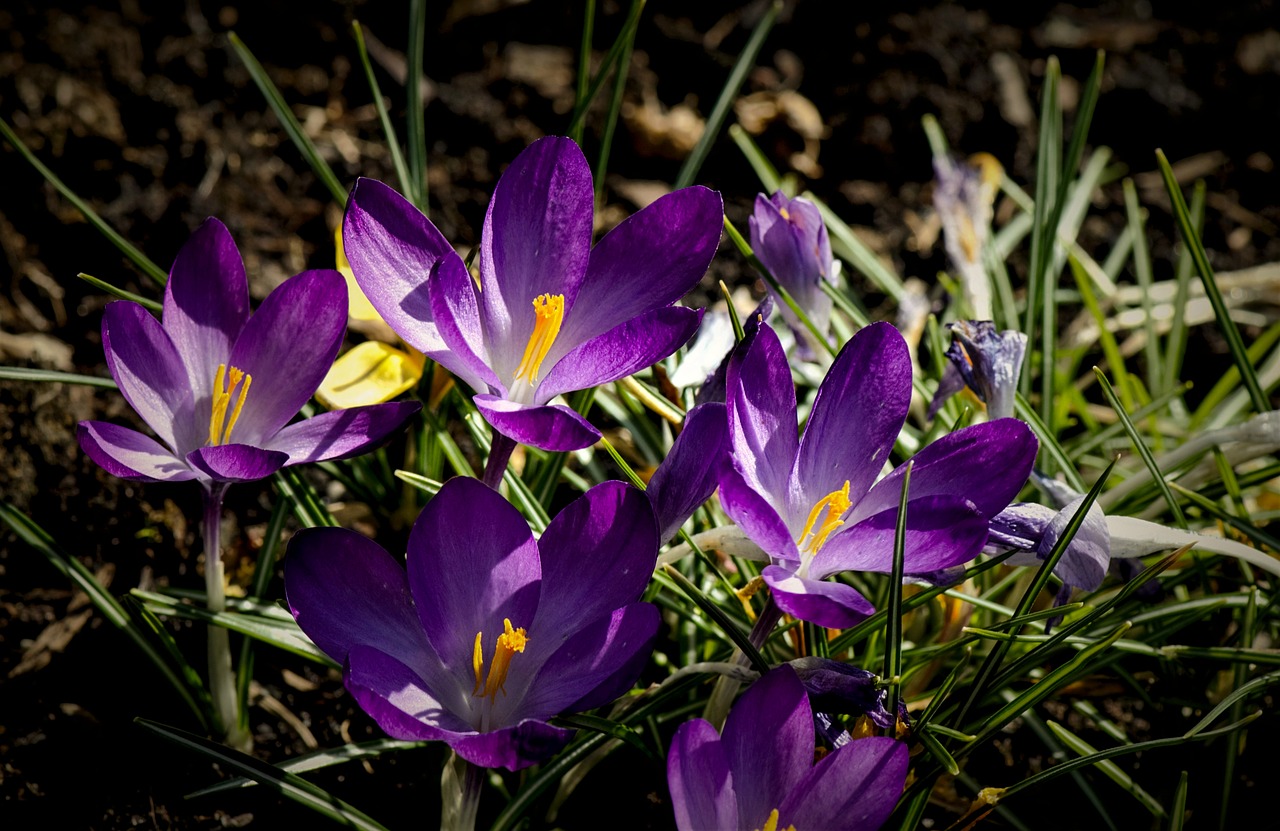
[1023,55,1061,406]
[189,738,424,797]
[0,366,117,388]
[1094,368,1187,527]
[1163,180,1206,397]
[1122,179,1162,394]
[570,0,598,145]
[594,0,641,204]
[883,461,912,729]
[565,0,646,139]
[352,22,413,199]
[1046,720,1166,817]
[77,272,162,312]
[405,0,427,209]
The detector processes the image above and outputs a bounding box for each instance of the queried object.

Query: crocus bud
[749,191,837,358]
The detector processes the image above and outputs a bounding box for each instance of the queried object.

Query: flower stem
[441,752,483,831]
[202,483,251,749]
[481,431,517,490]
[703,595,783,728]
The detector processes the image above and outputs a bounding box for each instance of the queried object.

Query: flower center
[207,363,252,446]
[472,618,529,702]
[796,481,852,558]
[757,809,796,831]
[512,293,565,384]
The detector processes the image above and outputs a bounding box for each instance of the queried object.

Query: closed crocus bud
[749,192,837,358]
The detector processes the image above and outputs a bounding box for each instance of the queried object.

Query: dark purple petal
[788,657,888,722]
[647,402,729,542]
[517,603,659,717]
[726,322,799,514]
[185,444,288,482]
[162,218,249,403]
[227,269,347,444]
[474,394,600,452]
[695,294,773,406]
[1038,495,1111,591]
[552,185,722,354]
[343,177,459,355]
[449,718,574,771]
[265,401,421,465]
[101,301,198,452]
[408,477,541,677]
[987,503,1056,550]
[779,736,908,831]
[344,644,475,742]
[668,719,736,831]
[530,481,658,658]
[816,495,990,576]
[426,247,502,393]
[793,321,911,512]
[284,526,434,674]
[718,464,800,562]
[763,566,876,629]
[479,137,593,379]
[926,361,968,421]
[77,421,198,482]
[537,307,703,402]
[723,665,813,829]
[853,418,1036,524]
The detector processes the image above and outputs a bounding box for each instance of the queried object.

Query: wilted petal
[763,566,876,629]
[448,718,574,771]
[793,321,911,511]
[987,503,1056,550]
[817,495,990,576]
[549,185,722,358]
[408,477,541,676]
[669,719,736,831]
[779,736,908,831]
[344,177,459,355]
[315,341,426,409]
[952,320,1027,420]
[1037,495,1110,591]
[479,137,593,379]
[102,301,197,452]
[723,665,813,828]
[77,421,197,482]
[185,444,288,482]
[163,218,250,402]
[474,394,600,452]
[265,401,420,465]
[788,657,887,721]
[538,306,702,402]
[647,402,729,542]
[228,269,347,444]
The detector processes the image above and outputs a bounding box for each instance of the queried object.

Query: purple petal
[408,477,541,676]
[723,665,813,829]
[987,503,1056,550]
[779,737,908,831]
[426,248,502,393]
[102,301,198,452]
[763,566,876,629]
[530,481,658,657]
[517,603,659,717]
[647,402,729,542]
[474,394,600,452]
[343,177,459,355]
[162,218,249,404]
[793,321,911,513]
[789,657,888,721]
[479,137,593,380]
[185,444,288,482]
[926,361,968,421]
[1038,495,1111,591]
[853,418,1037,523]
[551,185,722,356]
[537,306,703,402]
[77,421,197,482]
[718,464,800,562]
[695,294,773,406]
[816,495,990,575]
[726,322,798,513]
[668,719,736,831]
[344,644,475,741]
[264,401,421,465]
[448,718,574,771]
[284,526,433,671]
[227,269,347,445]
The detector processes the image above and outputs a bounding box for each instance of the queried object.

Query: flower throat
[208,363,252,446]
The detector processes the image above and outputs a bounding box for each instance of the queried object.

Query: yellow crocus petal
[334,225,383,323]
[316,341,425,409]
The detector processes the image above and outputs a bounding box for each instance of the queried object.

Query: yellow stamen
[472,631,485,696]
[756,809,796,831]
[473,618,529,702]
[512,294,565,383]
[207,363,254,446]
[779,206,791,221]
[796,481,853,556]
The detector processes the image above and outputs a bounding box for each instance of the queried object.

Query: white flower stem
[202,483,250,749]
[441,752,483,831]
[702,595,782,729]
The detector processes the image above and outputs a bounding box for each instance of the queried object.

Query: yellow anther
[472,631,485,696]
[207,363,253,446]
[756,809,796,831]
[473,618,529,702]
[779,206,791,221]
[512,293,565,383]
[969,152,1004,195]
[796,481,852,556]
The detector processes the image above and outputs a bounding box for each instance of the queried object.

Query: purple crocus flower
[343,136,723,453]
[285,476,661,770]
[927,320,1027,422]
[646,401,730,543]
[720,321,1037,628]
[668,665,907,831]
[76,218,421,484]
[749,192,836,356]
[988,495,1111,598]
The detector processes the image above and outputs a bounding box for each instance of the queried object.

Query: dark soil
[3,1,1279,828]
